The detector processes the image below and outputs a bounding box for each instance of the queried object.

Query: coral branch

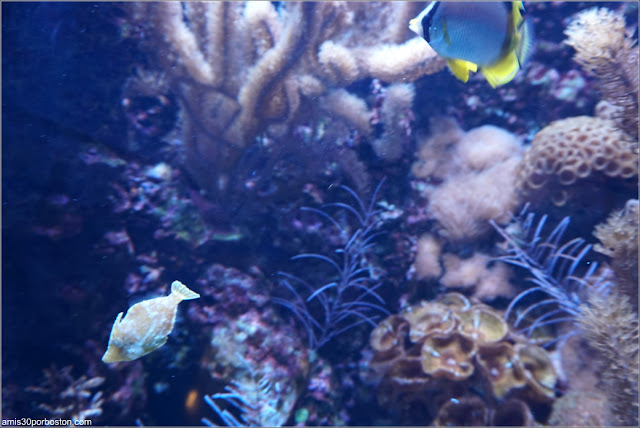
[125,2,445,199]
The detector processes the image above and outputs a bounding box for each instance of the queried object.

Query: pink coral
[412,119,523,243]
[411,233,442,281]
[441,252,516,301]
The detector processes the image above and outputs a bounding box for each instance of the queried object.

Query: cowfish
[102,280,200,363]
[409,2,534,87]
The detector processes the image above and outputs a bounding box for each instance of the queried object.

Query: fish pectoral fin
[481,51,520,88]
[146,335,169,353]
[446,59,478,83]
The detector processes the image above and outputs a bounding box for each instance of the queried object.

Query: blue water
[2,2,637,426]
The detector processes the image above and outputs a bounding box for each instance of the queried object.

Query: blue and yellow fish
[410,2,534,87]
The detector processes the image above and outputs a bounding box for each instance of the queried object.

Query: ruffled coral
[421,333,476,381]
[476,343,526,399]
[401,302,456,343]
[514,344,557,402]
[516,116,638,207]
[367,293,558,425]
[456,306,508,345]
[434,396,489,426]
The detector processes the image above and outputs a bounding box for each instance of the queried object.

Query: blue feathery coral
[490,207,612,347]
[274,179,390,350]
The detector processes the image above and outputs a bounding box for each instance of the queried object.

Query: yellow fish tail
[481,51,519,88]
[171,280,200,301]
[446,58,478,83]
[511,1,534,68]
[482,1,534,87]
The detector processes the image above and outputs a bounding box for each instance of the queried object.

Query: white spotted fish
[102,280,200,363]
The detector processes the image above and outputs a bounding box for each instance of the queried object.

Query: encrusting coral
[367,293,558,425]
[564,6,639,139]
[192,264,310,427]
[516,116,638,207]
[125,2,446,199]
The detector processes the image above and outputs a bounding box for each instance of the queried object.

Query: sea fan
[274,179,390,350]
[490,208,612,347]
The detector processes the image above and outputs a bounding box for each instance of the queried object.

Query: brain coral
[517,116,638,206]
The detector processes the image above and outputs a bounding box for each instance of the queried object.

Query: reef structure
[124,2,446,199]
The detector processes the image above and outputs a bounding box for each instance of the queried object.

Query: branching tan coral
[578,290,639,426]
[517,116,638,207]
[126,2,446,199]
[371,83,415,161]
[593,199,639,310]
[565,7,639,139]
